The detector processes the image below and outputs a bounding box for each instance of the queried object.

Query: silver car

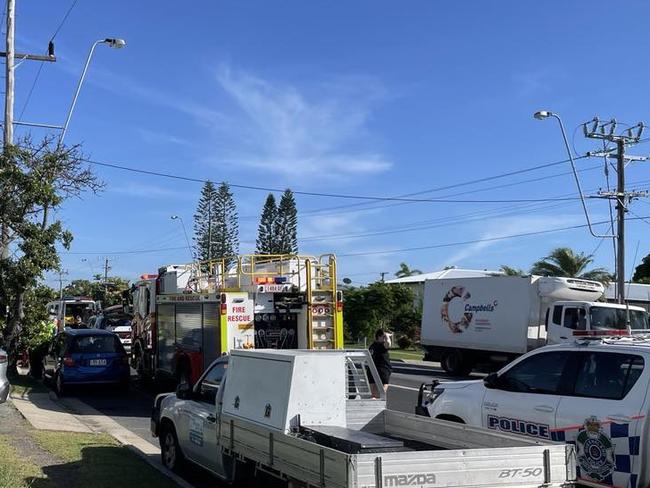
[0,348,9,403]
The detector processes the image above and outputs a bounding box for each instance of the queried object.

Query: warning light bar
[255,276,288,284]
[573,329,630,337]
[140,274,157,280]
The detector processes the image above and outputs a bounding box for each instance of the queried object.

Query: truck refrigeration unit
[421,275,649,375]
[129,254,343,385]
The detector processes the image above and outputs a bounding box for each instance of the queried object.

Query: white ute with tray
[151,349,576,488]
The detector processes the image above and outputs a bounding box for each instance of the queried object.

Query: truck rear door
[482,350,574,442]
[554,351,647,488]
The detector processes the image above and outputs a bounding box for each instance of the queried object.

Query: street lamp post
[171,215,194,260]
[59,38,126,145]
[533,110,614,240]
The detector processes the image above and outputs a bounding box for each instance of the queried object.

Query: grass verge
[0,434,52,488]
[7,371,48,398]
[389,348,424,361]
[32,431,178,488]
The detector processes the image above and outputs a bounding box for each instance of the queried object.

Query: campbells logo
[384,473,437,486]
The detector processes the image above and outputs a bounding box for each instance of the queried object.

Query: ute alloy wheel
[161,426,183,472]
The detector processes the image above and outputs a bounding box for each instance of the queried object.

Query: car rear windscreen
[71,335,124,354]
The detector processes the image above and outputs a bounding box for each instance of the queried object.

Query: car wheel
[161,424,184,472]
[55,373,66,397]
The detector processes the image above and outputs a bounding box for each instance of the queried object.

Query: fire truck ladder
[306,254,342,350]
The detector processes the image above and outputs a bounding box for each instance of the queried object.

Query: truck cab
[547,301,649,344]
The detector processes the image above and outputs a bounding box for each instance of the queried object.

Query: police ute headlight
[419,380,443,407]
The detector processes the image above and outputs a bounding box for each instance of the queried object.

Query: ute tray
[301,425,408,454]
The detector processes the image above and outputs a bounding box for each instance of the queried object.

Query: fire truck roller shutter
[202,303,221,370]
[175,303,202,351]
[157,304,175,374]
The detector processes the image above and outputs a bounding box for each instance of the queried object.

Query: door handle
[559,336,568,340]
[534,405,555,413]
[206,415,216,423]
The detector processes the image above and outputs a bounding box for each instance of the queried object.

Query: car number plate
[89,359,107,366]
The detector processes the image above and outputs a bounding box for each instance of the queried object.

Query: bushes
[396,335,413,350]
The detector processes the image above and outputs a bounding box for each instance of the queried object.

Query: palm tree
[530,247,613,283]
[395,262,423,278]
[499,265,525,276]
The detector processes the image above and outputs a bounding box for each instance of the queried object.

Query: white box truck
[151,349,576,488]
[421,275,649,375]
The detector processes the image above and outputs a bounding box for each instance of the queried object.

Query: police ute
[417,337,650,488]
[151,349,576,488]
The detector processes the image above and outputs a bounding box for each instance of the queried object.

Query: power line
[60,215,650,258]
[82,156,581,204]
[49,0,79,42]
[18,0,79,119]
[336,216,650,258]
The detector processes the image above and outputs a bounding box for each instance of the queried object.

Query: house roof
[385,267,503,284]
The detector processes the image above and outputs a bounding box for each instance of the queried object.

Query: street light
[533,109,613,239]
[59,38,127,145]
[171,215,194,260]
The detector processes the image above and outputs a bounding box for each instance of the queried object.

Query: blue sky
[10,1,650,287]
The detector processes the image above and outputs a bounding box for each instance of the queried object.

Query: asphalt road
[65,360,484,487]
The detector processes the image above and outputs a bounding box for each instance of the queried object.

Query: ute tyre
[55,373,66,397]
[441,350,472,377]
[161,424,184,473]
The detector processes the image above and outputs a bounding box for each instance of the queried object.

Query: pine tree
[213,182,239,267]
[193,181,217,261]
[275,189,298,254]
[193,181,239,266]
[256,194,278,254]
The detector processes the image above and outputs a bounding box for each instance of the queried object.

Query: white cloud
[136,128,192,147]
[212,66,392,178]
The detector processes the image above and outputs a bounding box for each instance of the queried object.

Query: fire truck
[129,254,343,385]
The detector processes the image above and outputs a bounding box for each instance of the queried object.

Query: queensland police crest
[576,416,615,481]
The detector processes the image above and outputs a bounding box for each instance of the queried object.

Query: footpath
[3,373,192,488]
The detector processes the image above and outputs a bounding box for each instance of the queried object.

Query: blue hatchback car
[44,328,130,395]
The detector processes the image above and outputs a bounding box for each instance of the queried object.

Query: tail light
[0,353,7,363]
[336,291,343,312]
[63,356,76,367]
[220,293,227,315]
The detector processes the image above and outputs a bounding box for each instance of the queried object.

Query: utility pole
[0,0,57,259]
[4,0,14,147]
[583,118,647,304]
[380,272,388,282]
[103,257,111,302]
[1,0,15,260]
[58,270,68,305]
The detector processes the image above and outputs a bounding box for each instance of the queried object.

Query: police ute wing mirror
[176,382,192,400]
[484,372,500,389]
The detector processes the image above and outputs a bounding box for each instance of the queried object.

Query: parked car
[0,348,9,403]
[91,314,132,354]
[417,338,650,488]
[43,328,130,395]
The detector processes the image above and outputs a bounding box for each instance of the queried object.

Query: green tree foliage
[530,247,613,283]
[256,194,278,254]
[63,276,130,308]
[343,282,421,343]
[500,265,525,276]
[0,140,101,368]
[193,181,217,261]
[275,189,298,254]
[633,253,650,283]
[193,181,239,266]
[395,262,422,278]
[213,182,239,266]
[20,284,57,349]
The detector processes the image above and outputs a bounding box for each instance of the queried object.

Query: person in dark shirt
[369,328,392,397]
